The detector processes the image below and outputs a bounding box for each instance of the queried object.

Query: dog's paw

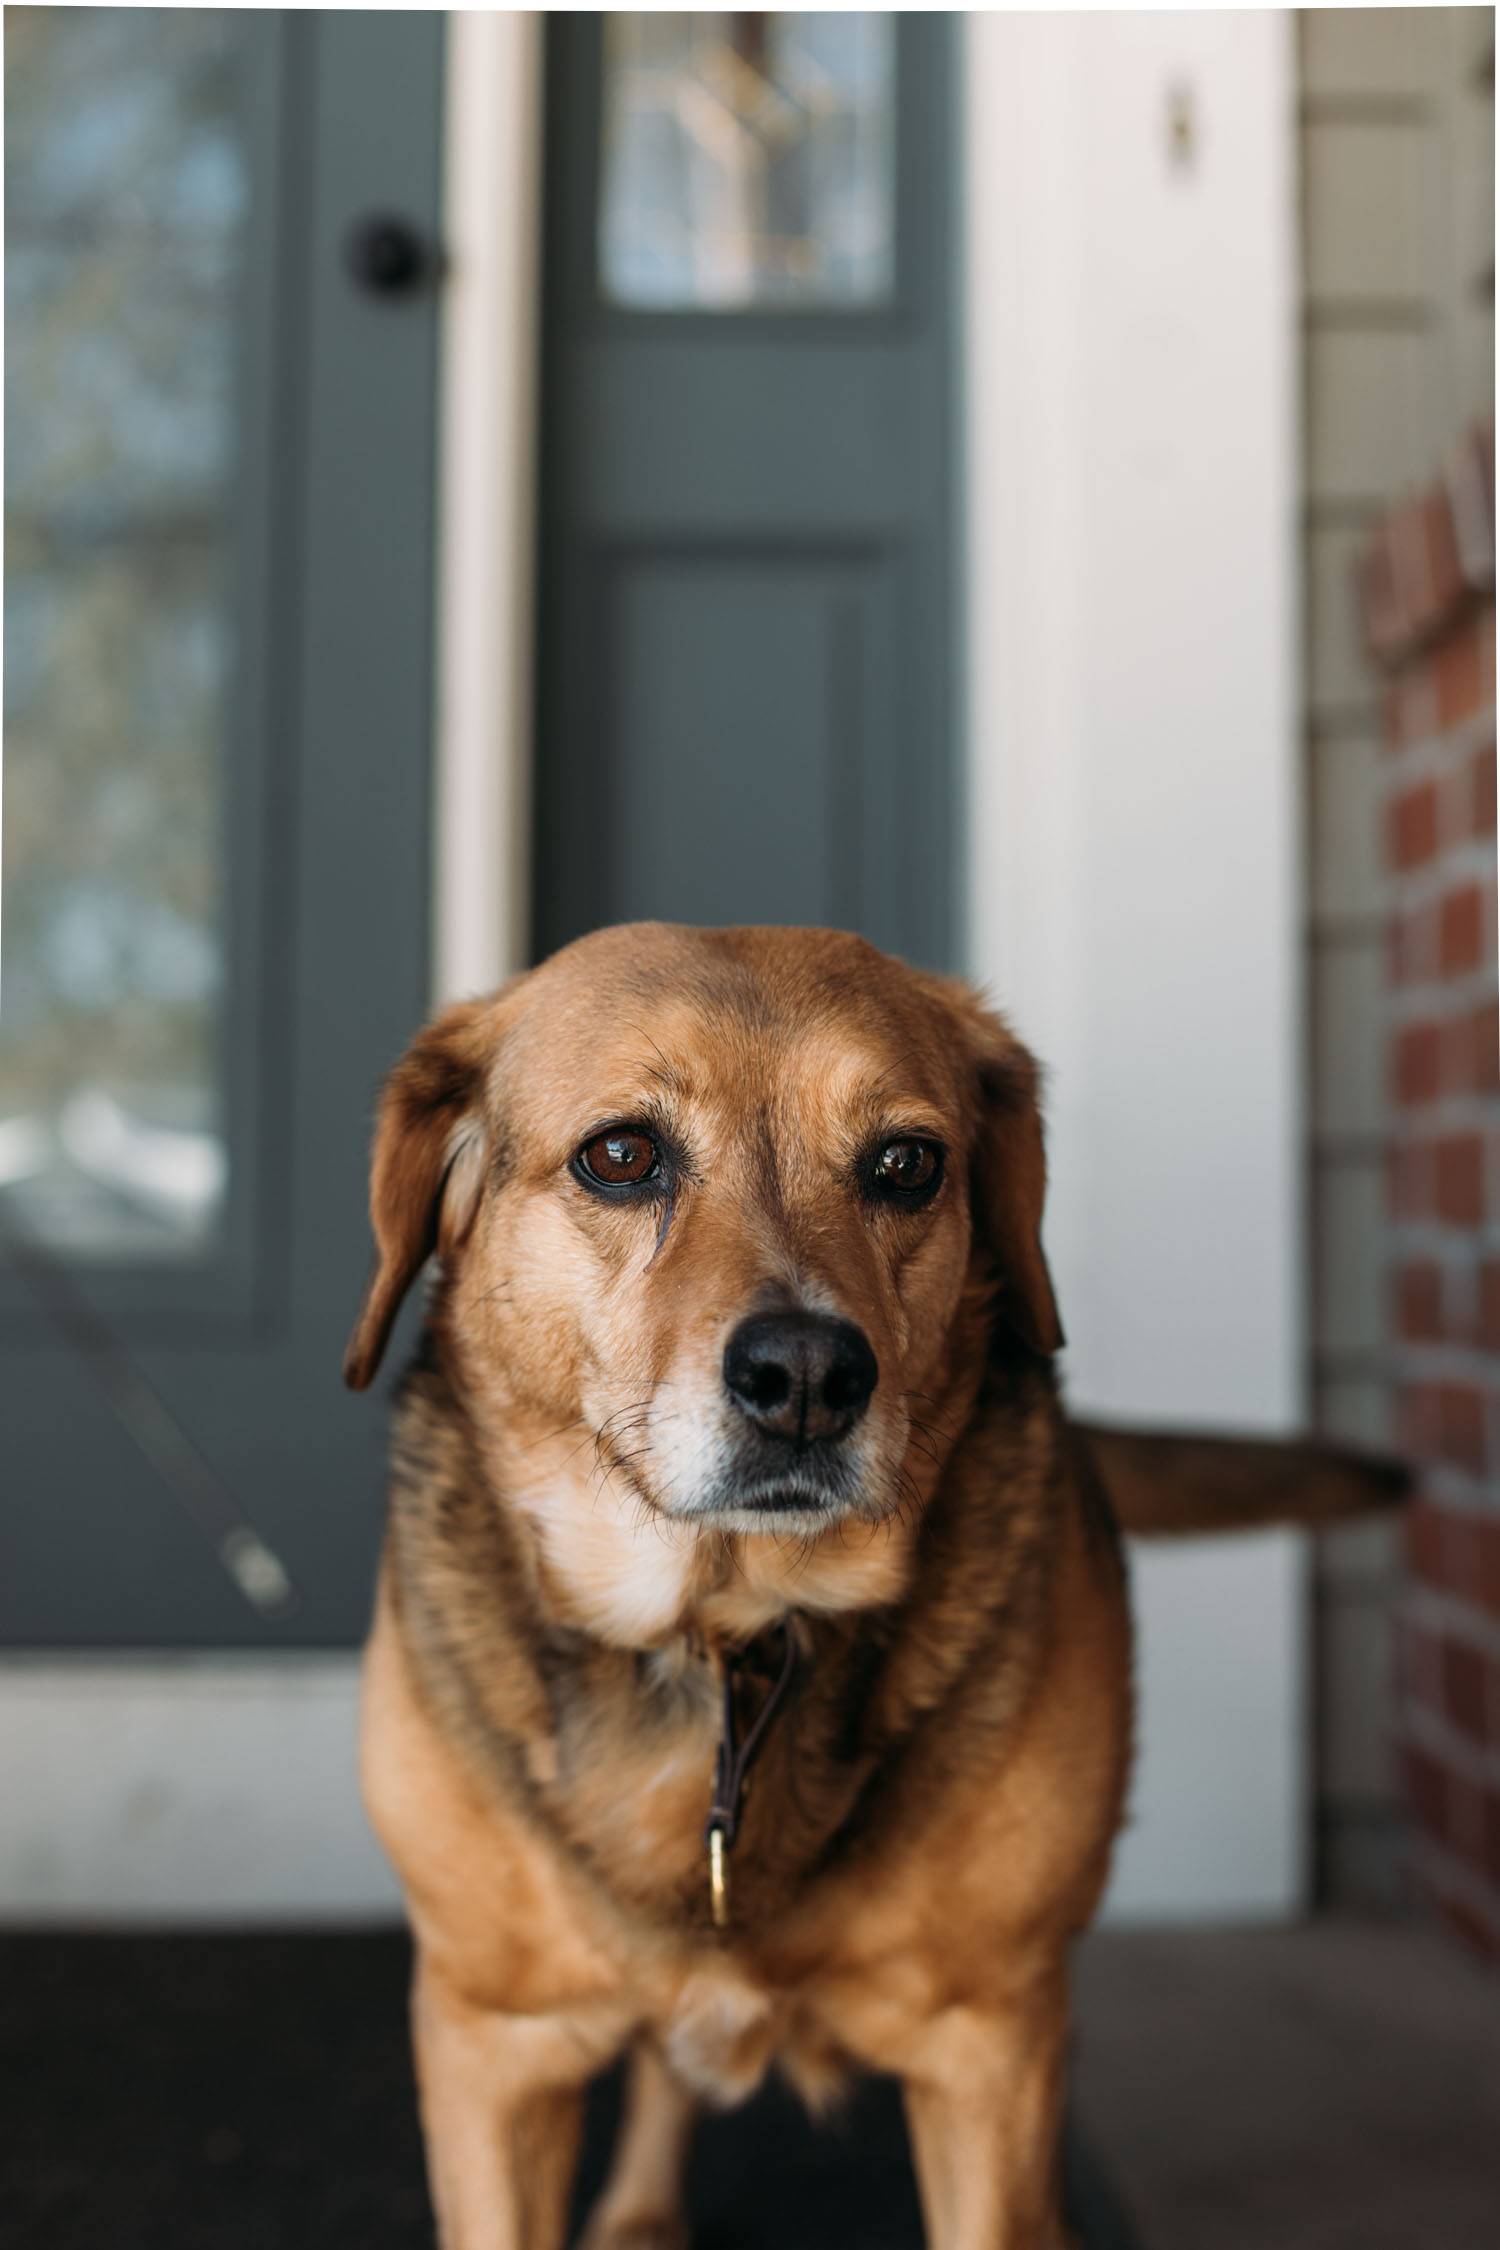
[574,2212,689,2250]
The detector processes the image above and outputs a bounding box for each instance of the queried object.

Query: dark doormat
[0,1933,1140,2248]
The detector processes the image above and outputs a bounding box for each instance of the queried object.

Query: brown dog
[346,922,1399,2250]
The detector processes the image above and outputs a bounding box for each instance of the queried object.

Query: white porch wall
[964,12,1305,1918]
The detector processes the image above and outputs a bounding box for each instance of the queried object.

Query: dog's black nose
[722,1312,878,1444]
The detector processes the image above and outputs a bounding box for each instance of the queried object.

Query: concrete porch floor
[1073,1919,1500,2250]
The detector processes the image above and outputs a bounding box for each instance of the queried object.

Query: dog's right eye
[575,1129,660,1189]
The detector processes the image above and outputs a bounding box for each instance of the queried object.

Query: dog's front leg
[900,1987,1071,2250]
[413,1955,617,2250]
[576,2040,697,2250]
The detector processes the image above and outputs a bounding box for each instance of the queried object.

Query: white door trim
[432,8,543,1004]
[0,1656,400,1923]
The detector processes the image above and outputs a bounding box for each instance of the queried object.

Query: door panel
[534,14,956,970]
[587,547,897,930]
[0,11,445,1647]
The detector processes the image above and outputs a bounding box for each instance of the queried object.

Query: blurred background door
[533,13,957,968]
[0,9,444,1647]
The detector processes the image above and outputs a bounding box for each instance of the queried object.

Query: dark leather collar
[703,1621,801,1926]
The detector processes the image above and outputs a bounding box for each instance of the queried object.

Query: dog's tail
[1074,1420,1411,1537]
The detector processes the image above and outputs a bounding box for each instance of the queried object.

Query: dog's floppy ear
[343,995,500,1392]
[949,987,1064,1358]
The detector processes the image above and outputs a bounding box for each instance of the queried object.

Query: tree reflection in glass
[3,7,247,1255]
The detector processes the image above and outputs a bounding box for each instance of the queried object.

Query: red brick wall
[1361,422,1499,1958]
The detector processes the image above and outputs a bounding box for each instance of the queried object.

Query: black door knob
[344,213,432,297]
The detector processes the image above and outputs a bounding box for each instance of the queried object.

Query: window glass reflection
[2,7,247,1254]
[599,12,896,310]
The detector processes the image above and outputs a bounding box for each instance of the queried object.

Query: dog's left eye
[576,1129,660,1188]
[870,1138,944,1200]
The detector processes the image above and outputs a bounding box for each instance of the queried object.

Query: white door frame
[432,9,543,1005]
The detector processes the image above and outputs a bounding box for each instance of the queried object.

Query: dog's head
[345,924,1060,1545]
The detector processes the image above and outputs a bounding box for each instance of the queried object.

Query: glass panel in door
[598,11,896,310]
[3,6,249,1256]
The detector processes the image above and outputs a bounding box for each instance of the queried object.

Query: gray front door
[533,13,957,968]
[1,10,445,1647]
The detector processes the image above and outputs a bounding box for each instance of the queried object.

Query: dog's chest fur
[385,1353,1073,1938]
